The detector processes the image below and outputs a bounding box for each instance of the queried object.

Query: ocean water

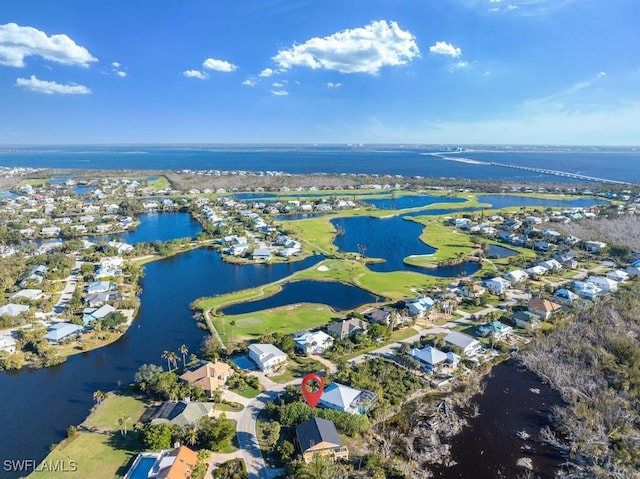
[0,145,638,183]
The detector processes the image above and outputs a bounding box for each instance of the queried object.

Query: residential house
[326,318,368,340]
[554,251,579,269]
[504,270,528,284]
[525,265,547,277]
[444,331,483,357]
[319,383,375,415]
[528,299,563,320]
[539,259,562,272]
[295,418,349,464]
[513,311,541,329]
[84,291,121,307]
[573,281,602,300]
[481,277,511,295]
[405,297,435,318]
[248,343,287,371]
[477,321,513,339]
[294,331,334,355]
[150,400,215,427]
[252,247,272,262]
[534,241,554,252]
[584,240,607,253]
[553,288,580,305]
[0,334,17,354]
[10,289,43,301]
[625,266,640,277]
[179,361,233,398]
[606,270,629,283]
[0,304,29,317]
[44,323,83,344]
[462,284,486,299]
[82,304,116,326]
[125,446,199,479]
[408,346,460,372]
[364,307,392,326]
[86,281,115,294]
[587,276,618,293]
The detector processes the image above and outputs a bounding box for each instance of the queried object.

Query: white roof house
[525,265,547,277]
[408,346,460,371]
[481,277,511,295]
[44,323,83,344]
[0,334,17,354]
[294,331,334,355]
[606,270,629,282]
[587,276,618,293]
[0,304,29,317]
[406,297,435,317]
[539,259,562,272]
[10,289,43,301]
[504,270,528,283]
[573,281,602,300]
[82,304,117,326]
[86,281,115,294]
[444,331,483,357]
[248,343,287,371]
[319,383,363,414]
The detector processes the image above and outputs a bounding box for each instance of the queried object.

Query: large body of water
[118,212,202,245]
[331,216,481,277]
[1,145,638,183]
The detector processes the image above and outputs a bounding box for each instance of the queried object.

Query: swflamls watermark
[3,459,78,473]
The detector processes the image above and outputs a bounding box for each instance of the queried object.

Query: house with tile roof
[179,361,233,398]
[528,298,563,320]
[326,318,368,340]
[150,400,214,427]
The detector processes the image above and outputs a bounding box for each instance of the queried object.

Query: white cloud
[242,79,257,86]
[15,75,91,94]
[272,20,419,75]
[327,82,343,88]
[450,61,469,72]
[0,23,98,68]
[272,81,288,88]
[183,69,207,79]
[259,68,275,77]
[429,41,462,58]
[271,89,289,96]
[477,0,575,15]
[116,71,127,78]
[202,57,238,72]
[111,61,120,68]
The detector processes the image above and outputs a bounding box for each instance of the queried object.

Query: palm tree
[179,344,189,366]
[185,424,198,447]
[168,351,179,371]
[162,350,172,371]
[118,415,131,437]
[189,353,198,364]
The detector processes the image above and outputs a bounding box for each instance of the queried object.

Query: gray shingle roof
[296,417,341,452]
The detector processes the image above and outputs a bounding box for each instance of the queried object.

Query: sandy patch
[317,265,330,272]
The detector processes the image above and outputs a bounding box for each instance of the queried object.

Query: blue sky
[1,0,639,145]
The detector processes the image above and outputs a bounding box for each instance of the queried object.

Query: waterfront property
[477,321,514,340]
[408,346,460,372]
[528,299,563,320]
[179,361,233,398]
[444,331,483,357]
[150,400,215,427]
[294,330,334,355]
[295,417,349,464]
[318,382,377,415]
[326,318,369,340]
[44,323,84,344]
[125,446,198,479]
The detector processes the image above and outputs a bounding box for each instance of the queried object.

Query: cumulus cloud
[16,75,91,94]
[0,23,98,68]
[327,82,343,88]
[202,57,238,72]
[108,61,127,77]
[183,69,207,79]
[116,71,127,78]
[272,81,288,88]
[259,68,275,77]
[429,41,462,58]
[272,20,419,75]
[242,79,257,86]
[111,61,120,68]
[271,89,289,96]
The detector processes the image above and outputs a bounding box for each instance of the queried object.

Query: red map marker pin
[301,373,324,409]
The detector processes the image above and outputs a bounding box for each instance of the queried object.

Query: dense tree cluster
[517,284,640,478]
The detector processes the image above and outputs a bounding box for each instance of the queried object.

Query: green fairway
[214,303,338,344]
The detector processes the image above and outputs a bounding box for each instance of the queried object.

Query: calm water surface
[221,280,379,315]
[118,212,202,244]
[331,216,480,277]
[477,194,604,209]
[364,195,466,210]
[488,244,518,258]
[0,249,321,478]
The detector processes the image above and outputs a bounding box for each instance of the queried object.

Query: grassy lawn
[283,216,340,255]
[402,219,477,266]
[213,303,337,345]
[214,402,244,412]
[195,281,283,313]
[269,356,325,384]
[84,394,146,431]
[230,385,261,399]
[30,432,137,479]
[343,328,418,360]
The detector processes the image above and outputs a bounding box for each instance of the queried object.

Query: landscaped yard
[84,394,146,431]
[230,385,261,399]
[268,356,325,384]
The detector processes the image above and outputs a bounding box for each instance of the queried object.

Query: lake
[0,249,321,478]
[221,280,380,315]
[487,244,518,258]
[331,216,480,277]
[117,212,202,244]
[477,194,605,209]
[364,194,466,210]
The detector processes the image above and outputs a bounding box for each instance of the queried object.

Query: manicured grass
[344,328,418,360]
[214,402,244,412]
[213,303,337,345]
[269,356,325,384]
[230,385,261,399]
[29,432,137,479]
[402,219,477,266]
[195,282,283,313]
[84,394,146,431]
[284,216,340,256]
[19,178,49,186]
